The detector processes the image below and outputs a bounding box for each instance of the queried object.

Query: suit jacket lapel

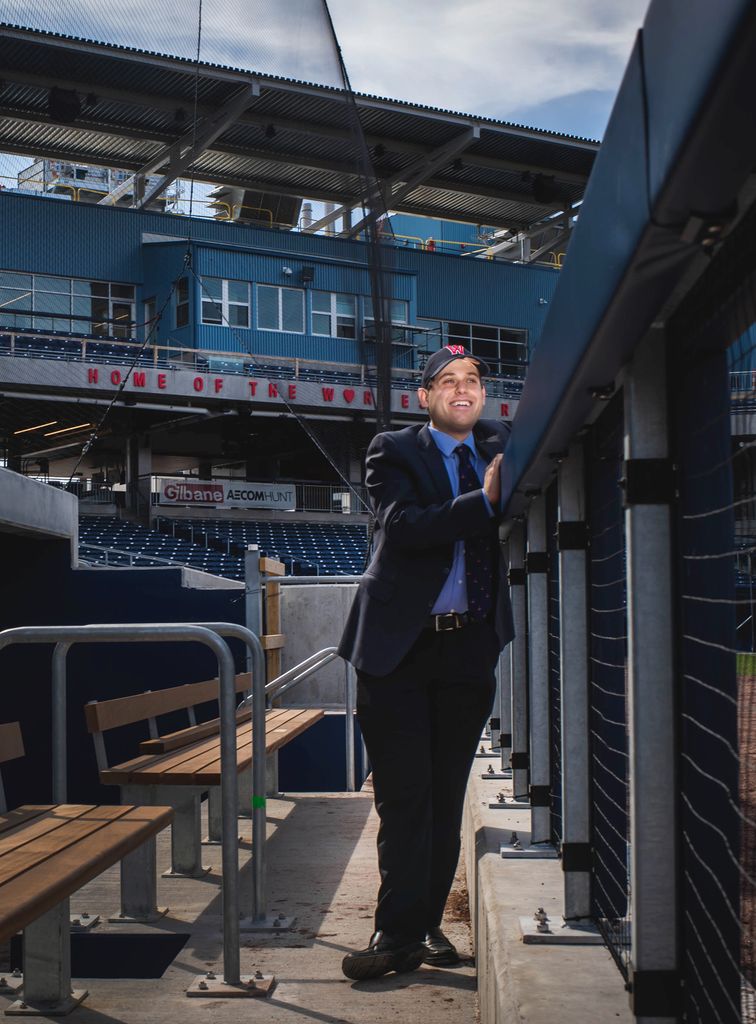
[417,424,454,500]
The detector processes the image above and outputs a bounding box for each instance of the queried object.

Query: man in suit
[339,344,514,981]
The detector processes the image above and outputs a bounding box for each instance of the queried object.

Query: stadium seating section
[78,515,368,577]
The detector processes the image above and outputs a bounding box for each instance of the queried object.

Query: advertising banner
[158,478,296,510]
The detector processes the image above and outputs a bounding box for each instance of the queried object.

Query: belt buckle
[436,612,459,632]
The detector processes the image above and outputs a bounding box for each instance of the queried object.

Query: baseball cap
[420,345,490,388]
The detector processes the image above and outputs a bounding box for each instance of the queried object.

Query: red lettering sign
[248,381,257,396]
[133,371,146,387]
[322,387,334,402]
[343,388,355,403]
[363,390,373,405]
[288,383,297,400]
[157,373,167,389]
[87,368,98,384]
[193,376,204,392]
[214,378,223,394]
[401,393,409,408]
[268,382,278,398]
[446,344,465,355]
[500,402,509,417]
[110,369,121,385]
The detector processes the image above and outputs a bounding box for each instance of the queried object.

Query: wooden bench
[0,722,173,1015]
[84,675,323,878]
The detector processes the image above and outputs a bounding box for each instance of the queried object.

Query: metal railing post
[50,642,71,803]
[624,330,678,1021]
[508,523,529,798]
[526,494,551,841]
[189,623,268,925]
[345,662,356,792]
[245,545,262,680]
[557,441,591,919]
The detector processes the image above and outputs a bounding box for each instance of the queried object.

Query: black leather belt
[426,611,471,632]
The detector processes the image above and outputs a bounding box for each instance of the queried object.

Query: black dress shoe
[422,926,460,966]
[342,930,426,981]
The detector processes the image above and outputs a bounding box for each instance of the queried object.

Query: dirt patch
[446,884,471,924]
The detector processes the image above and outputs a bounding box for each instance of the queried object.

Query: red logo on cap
[446,345,465,355]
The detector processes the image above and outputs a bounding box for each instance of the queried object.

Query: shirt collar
[428,425,477,459]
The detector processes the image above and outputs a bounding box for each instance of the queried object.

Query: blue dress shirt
[429,426,494,615]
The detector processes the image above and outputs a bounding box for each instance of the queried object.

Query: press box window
[312,291,356,338]
[257,284,304,333]
[175,277,189,328]
[201,277,250,328]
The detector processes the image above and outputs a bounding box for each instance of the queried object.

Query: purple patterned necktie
[456,444,494,621]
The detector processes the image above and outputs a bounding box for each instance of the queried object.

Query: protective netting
[0,0,396,501]
[0,0,344,85]
[585,392,630,977]
[668,207,756,1022]
[545,477,562,848]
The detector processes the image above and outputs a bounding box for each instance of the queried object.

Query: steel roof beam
[301,127,480,236]
[98,83,259,208]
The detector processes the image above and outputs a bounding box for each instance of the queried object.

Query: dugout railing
[496,1,756,1020]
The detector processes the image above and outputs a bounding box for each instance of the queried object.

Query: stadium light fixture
[13,420,58,435]
[43,422,93,437]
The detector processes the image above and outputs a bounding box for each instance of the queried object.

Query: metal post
[526,494,551,842]
[508,523,529,799]
[345,662,356,792]
[245,546,262,679]
[624,329,678,1023]
[497,648,512,771]
[558,441,591,919]
[16,899,86,1014]
[51,642,71,803]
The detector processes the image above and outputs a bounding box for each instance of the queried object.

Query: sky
[327,0,652,140]
[0,0,651,141]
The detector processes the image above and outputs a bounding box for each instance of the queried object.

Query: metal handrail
[0,623,244,986]
[245,645,358,791]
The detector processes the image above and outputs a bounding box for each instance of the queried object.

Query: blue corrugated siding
[0,191,558,355]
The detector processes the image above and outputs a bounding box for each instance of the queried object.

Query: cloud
[328,0,650,132]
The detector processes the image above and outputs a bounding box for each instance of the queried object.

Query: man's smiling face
[418,357,486,440]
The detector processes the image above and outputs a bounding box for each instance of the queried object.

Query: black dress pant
[356,620,499,939]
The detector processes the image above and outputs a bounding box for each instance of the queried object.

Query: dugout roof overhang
[0,24,597,232]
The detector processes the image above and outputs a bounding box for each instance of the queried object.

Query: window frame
[256,283,305,334]
[311,290,357,339]
[200,277,250,329]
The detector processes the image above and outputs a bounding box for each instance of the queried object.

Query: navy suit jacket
[339,418,515,676]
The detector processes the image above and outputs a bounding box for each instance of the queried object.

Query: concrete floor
[1,792,477,1024]
[0,765,636,1024]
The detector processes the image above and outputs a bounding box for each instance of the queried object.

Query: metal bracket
[186,970,275,999]
[620,458,675,505]
[557,520,588,550]
[626,968,680,1017]
[70,912,100,932]
[524,552,549,573]
[519,912,603,945]
[508,567,526,586]
[510,752,529,770]
[561,842,592,872]
[529,785,550,807]
[0,970,23,996]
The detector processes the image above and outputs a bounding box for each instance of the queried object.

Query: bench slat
[0,805,137,886]
[101,709,324,787]
[100,708,293,784]
[0,804,172,944]
[0,805,98,856]
[138,708,252,754]
[84,673,252,734]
